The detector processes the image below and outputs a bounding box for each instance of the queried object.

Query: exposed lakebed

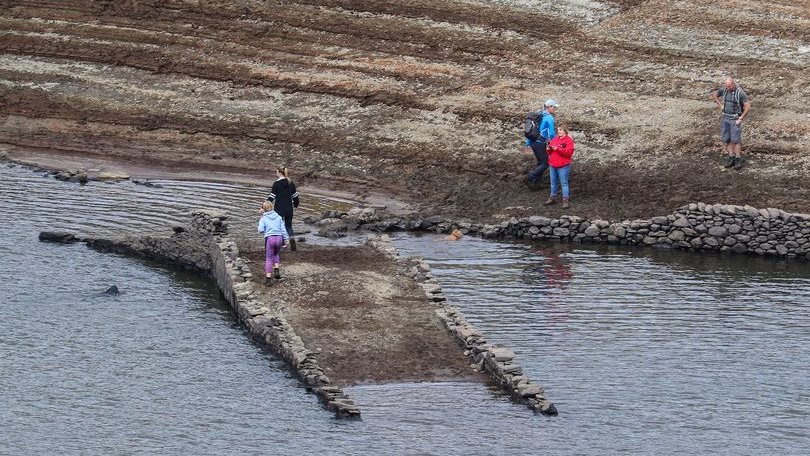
[1,164,808,455]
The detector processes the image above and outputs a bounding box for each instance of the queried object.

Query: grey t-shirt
[716,87,749,118]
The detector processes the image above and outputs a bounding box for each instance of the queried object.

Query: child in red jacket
[544,125,575,209]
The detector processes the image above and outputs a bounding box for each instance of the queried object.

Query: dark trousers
[527,141,549,182]
[279,212,294,238]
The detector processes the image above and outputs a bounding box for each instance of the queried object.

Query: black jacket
[267,178,299,216]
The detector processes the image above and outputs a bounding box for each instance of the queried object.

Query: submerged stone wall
[314,204,810,260]
[206,226,360,419]
[367,235,558,416]
[65,210,360,419]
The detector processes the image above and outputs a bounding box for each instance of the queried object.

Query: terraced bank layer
[2,0,809,221]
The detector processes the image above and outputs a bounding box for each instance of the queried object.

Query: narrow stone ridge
[366,236,558,416]
[311,203,810,261]
[208,228,361,419]
[48,210,360,419]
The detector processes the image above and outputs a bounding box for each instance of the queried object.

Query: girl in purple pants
[258,201,290,286]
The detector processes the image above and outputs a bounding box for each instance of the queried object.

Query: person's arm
[291,182,300,208]
[711,88,723,110]
[541,116,555,141]
[737,100,751,124]
[258,217,265,234]
[267,181,278,202]
[557,138,574,159]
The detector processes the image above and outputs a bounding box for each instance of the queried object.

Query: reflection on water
[2,164,810,455]
[392,233,810,454]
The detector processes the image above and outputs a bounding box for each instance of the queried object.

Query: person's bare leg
[732,143,743,169]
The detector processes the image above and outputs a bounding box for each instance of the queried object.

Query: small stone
[668,230,685,241]
[673,217,691,228]
[489,347,515,362]
[704,236,719,247]
[584,225,600,237]
[552,227,570,237]
[518,384,542,397]
[97,171,130,181]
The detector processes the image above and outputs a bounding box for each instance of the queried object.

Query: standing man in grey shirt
[711,77,751,170]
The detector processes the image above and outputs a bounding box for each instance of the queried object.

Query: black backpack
[720,87,743,115]
[524,111,544,141]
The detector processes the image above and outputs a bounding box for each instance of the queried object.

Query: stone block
[584,225,601,237]
[489,347,515,362]
[552,227,570,237]
[529,216,552,226]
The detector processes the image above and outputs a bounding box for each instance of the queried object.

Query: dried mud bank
[316,204,810,261]
[368,236,558,416]
[40,210,361,419]
[2,1,809,222]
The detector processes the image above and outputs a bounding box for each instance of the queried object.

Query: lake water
[1,164,808,455]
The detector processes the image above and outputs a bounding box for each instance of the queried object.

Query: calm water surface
[1,164,808,455]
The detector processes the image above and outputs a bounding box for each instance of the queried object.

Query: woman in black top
[267,166,300,250]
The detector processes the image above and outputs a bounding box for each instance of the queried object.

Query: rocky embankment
[312,204,810,260]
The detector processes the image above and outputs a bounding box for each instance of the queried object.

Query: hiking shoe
[724,156,735,168]
[544,197,556,206]
[290,238,297,251]
[264,276,273,287]
[525,177,540,191]
[273,267,281,280]
[733,156,743,170]
[561,198,570,209]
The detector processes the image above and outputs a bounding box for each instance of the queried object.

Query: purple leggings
[265,235,284,273]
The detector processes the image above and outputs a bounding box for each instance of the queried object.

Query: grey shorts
[721,116,742,144]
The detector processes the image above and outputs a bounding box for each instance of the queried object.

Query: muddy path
[240,242,477,386]
[1,0,808,222]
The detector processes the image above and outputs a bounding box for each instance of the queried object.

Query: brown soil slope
[1,1,808,220]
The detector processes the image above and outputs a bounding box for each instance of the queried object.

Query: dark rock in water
[103,285,120,296]
[540,402,558,416]
[172,225,187,234]
[297,236,306,243]
[38,231,77,243]
[133,179,164,188]
[54,171,71,181]
[68,172,89,184]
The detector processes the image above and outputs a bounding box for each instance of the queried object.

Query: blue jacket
[258,211,290,240]
[540,112,556,142]
[525,110,556,145]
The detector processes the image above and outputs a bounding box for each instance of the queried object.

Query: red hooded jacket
[547,134,575,168]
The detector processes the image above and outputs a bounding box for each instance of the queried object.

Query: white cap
[544,98,559,108]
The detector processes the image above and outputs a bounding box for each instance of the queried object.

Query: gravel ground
[0,0,808,222]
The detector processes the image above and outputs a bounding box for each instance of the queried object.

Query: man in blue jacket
[525,98,559,189]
